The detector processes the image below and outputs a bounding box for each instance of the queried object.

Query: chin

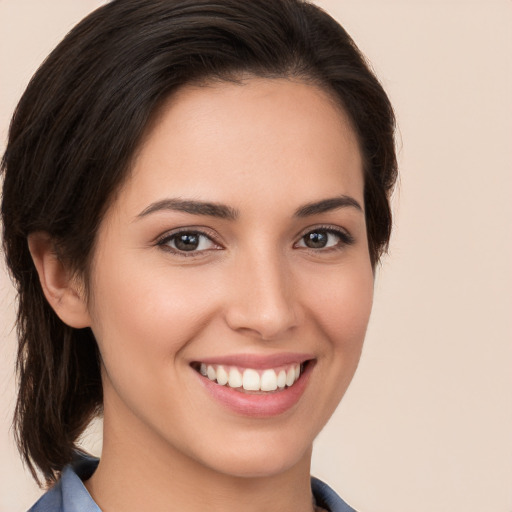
[189,430,314,480]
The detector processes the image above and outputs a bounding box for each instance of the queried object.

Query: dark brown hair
[1,0,397,486]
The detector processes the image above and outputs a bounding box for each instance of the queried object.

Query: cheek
[285,258,374,436]
[87,256,220,384]
[305,260,374,353]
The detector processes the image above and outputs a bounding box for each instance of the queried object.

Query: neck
[85,411,316,512]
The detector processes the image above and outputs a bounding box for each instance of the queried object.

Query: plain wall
[1,1,511,511]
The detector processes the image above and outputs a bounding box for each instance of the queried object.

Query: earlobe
[27,232,92,329]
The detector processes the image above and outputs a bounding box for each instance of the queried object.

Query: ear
[27,232,92,329]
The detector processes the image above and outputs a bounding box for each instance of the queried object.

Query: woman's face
[87,78,373,478]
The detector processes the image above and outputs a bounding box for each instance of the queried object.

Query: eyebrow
[136,195,362,221]
[136,198,239,220]
[293,195,363,217]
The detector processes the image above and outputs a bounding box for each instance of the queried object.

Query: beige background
[1,0,511,511]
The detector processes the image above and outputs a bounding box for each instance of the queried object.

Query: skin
[31,78,374,511]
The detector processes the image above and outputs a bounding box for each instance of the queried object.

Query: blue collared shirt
[28,455,356,512]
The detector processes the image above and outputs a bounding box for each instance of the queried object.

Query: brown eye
[158,231,218,254]
[296,228,354,250]
[174,233,200,251]
[303,231,329,248]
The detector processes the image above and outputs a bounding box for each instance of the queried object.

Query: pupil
[175,233,199,251]
[305,231,327,248]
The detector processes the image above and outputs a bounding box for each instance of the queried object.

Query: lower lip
[196,362,314,418]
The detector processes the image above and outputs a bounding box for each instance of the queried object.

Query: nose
[224,250,300,341]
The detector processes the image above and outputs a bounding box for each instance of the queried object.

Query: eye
[295,227,354,250]
[157,230,220,255]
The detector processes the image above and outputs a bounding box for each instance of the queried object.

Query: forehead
[117,78,364,217]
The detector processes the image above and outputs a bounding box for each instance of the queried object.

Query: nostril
[224,307,299,341]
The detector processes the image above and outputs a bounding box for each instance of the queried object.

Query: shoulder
[28,458,353,512]
[28,454,100,512]
[311,476,358,512]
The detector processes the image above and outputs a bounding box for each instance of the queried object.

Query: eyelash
[294,225,355,252]
[156,225,355,258]
[156,228,221,257]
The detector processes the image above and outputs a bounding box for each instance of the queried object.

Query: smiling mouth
[191,361,311,394]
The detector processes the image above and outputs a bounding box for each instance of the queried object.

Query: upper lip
[190,352,315,369]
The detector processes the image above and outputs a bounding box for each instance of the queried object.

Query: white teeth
[260,369,278,391]
[242,369,260,391]
[277,370,287,389]
[285,367,295,387]
[207,365,216,381]
[216,365,229,386]
[228,367,243,388]
[198,362,305,391]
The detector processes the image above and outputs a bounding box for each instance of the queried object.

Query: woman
[1,0,397,510]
